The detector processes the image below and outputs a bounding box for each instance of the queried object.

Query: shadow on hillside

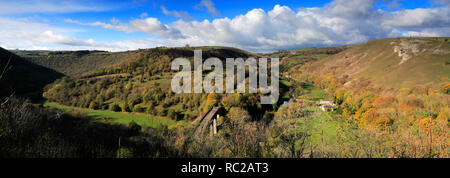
[0,47,64,100]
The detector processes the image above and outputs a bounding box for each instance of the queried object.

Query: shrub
[0,97,179,158]
[436,110,449,121]
[128,103,134,112]
[109,103,121,112]
[128,121,141,136]
[440,84,450,94]
[88,101,98,110]
[133,104,145,113]
[167,109,182,120]
[146,104,155,114]
[157,107,167,116]
[227,107,251,123]
[121,102,130,112]
[117,148,133,158]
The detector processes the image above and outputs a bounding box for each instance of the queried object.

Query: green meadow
[304,106,338,145]
[43,101,185,128]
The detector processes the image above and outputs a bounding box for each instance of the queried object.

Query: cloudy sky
[0,0,449,52]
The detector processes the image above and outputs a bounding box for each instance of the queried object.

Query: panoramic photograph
[0,0,449,169]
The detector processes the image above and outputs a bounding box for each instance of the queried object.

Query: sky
[0,0,449,52]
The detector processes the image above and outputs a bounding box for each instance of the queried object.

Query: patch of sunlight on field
[298,83,329,101]
[43,101,185,128]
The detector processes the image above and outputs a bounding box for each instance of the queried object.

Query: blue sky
[0,0,449,52]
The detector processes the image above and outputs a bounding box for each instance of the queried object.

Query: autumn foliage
[295,65,449,157]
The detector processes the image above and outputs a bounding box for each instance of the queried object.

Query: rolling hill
[41,46,275,123]
[295,37,450,89]
[14,50,135,77]
[13,46,257,77]
[269,47,347,72]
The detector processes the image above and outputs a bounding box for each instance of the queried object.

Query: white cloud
[382,7,450,28]
[387,0,402,9]
[433,0,450,6]
[2,0,450,52]
[165,1,450,52]
[169,4,391,52]
[65,17,183,38]
[400,31,440,37]
[0,17,96,49]
[110,17,120,24]
[160,6,194,21]
[140,13,148,18]
[195,0,220,16]
[327,0,375,18]
[0,0,110,14]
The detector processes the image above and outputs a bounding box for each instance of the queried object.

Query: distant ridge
[14,46,258,77]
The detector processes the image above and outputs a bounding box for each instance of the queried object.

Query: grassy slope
[305,106,337,145]
[277,47,345,100]
[14,46,258,77]
[276,47,340,146]
[16,50,135,76]
[297,83,329,101]
[271,47,346,73]
[280,37,450,155]
[306,37,450,89]
[43,101,185,128]
[299,84,336,144]
[283,81,338,151]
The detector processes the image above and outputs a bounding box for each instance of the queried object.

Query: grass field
[289,82,338,152]
[297,83,329,101]
[304,106,338,145]
[43,101,185,128]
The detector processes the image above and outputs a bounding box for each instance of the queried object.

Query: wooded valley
[0,37,448,158]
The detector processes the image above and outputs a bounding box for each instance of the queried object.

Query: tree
[227,107,251,124]
[121,102,130,112]
[204,92,218,112]
[109,103,121,112]
[133,104,145,113]
[167,109,181,121]
[436,110,449,122]
[375,115,392,129]
[440,84,450,94]
[221,95,236,110]
[88,101,98,110]
[156,107,167,116]
[128,121,141,136]
[360,108,378,126]
[146,103,155,114]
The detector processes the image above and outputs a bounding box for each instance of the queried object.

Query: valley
[1,37,449,158]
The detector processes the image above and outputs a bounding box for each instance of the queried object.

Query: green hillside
[268,47,347,72]
[14,50,131,76]
[13,46,257,77]
[42,47,278,124]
